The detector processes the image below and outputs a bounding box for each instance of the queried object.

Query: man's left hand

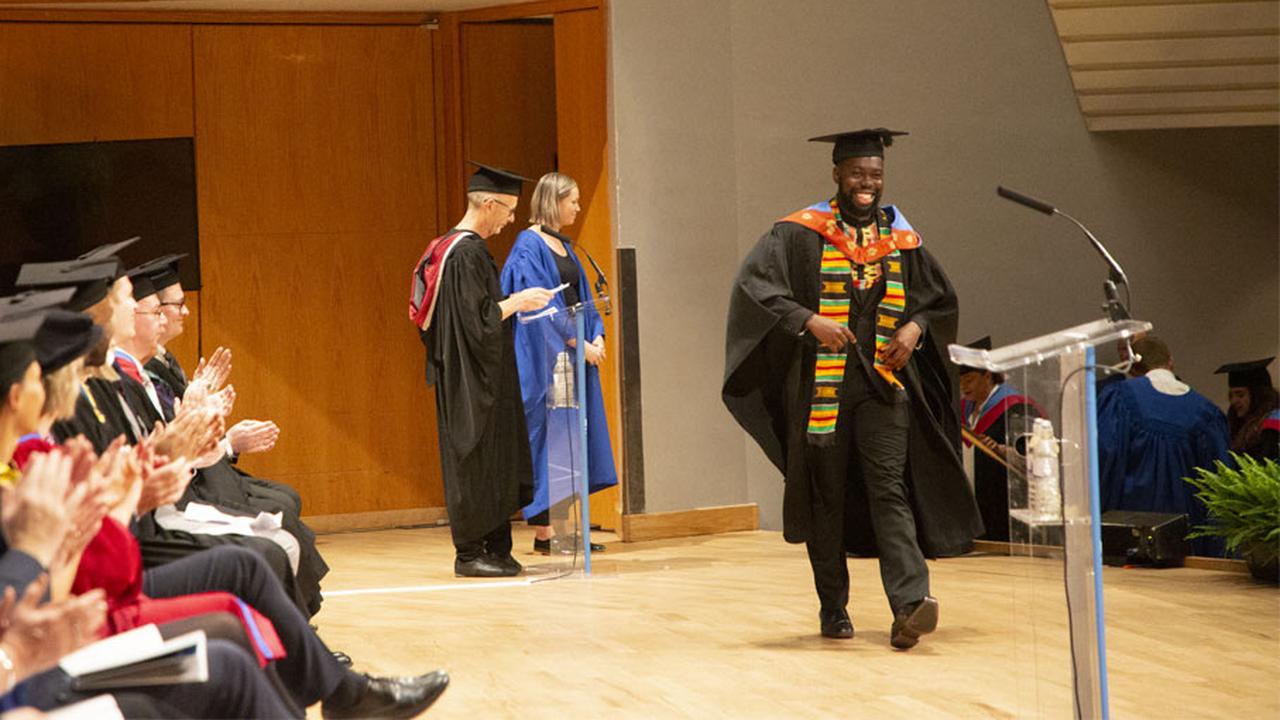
[879,321,923,371]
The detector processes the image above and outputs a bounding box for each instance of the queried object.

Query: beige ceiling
[1047,0,1280,131]
[0,0,526,11]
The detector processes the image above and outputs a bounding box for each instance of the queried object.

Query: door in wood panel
[553,8,620,531]
[459,19,557,264]
[193,24,441,516]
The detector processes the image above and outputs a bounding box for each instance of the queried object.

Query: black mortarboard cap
[957,336,993,374]
[15,259,120,312]
[128,253,187,292]
[131,274,158,301]
[466,161,528,196]
[1214,357,1274,389]
[32,309,102,373]
[809,128,908,164]
[0,312,44,390]
[0,288,78,319]
[15,237,141,312]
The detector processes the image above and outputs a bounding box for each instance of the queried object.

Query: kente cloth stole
[779,201,920,444]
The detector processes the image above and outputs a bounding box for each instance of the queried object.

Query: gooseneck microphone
[997,186,1132,321]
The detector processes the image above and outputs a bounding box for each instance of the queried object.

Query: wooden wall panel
[554,7,619,530]
[0,23,192,146]
[459,20,557,263]
[193,25,442,516]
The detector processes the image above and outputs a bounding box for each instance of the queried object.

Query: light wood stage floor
[307,526,1279,719]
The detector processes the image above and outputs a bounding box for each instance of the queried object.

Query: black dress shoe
[454,556,514,578]
[890,596,939,649]
[321,671,449,719]
[332,650,353,667]
[819,608,854,639]
[489,553,523,576]
[533,537,552,554]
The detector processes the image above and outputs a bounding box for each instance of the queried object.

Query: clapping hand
[184,346,232,407]
[0,576,107,688]
[227,420,280,456]
[0,452,72,568]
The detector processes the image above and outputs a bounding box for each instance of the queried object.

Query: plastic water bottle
[1026,418,1062,521]
[548,350,578,409]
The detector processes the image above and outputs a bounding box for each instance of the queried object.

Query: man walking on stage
[723,128,982,648]
[410,162,555,578]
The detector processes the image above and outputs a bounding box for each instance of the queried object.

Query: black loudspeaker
[1100,511,1190,567]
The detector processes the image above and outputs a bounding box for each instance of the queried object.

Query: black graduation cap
[15,259,121,312]
[0,312,44,389]
[79,237,141,263]
[467,161,528,196]
[32,309,102,374]
[809,128,909,164]
[131,274,158,301]
[0,288,78,318]
[14,237,140,312]
[1215,357,1274,389]
[128,253,187,292]
[956,336,993,374]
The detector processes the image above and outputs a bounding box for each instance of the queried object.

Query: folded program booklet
[58,624,208,690]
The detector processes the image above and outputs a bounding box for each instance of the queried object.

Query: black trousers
[142,545,351,709]
[454,520,513,561]
[805,365,930,615]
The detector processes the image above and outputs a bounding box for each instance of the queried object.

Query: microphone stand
[996,187,1131,321]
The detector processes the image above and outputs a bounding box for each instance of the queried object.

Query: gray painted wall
[609,0,1279,528]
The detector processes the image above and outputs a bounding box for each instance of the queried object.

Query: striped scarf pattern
[805,207,907,444]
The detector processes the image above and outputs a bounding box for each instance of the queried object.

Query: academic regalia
[1098,375,1231,556]
[500,228,618,521]
[1215,358,1279,463]
[51,374,316,616]
[723,204,983,559]
[422,233,534,545]
[961,383,1039,542]
[11,435,286,668]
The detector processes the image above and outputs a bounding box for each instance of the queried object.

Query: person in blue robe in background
[500,172,618,555]
[1098,336,1230,556]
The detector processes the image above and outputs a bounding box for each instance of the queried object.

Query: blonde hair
[41,359,83,419]
[529,173,577,227]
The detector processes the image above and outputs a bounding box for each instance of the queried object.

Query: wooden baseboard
[620,503,758,543]
[304,507,449,534]
[970,539,1250,574]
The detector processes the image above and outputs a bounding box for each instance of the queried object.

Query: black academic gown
[967,400,1036,543]
[423,234,534,544]
[51,374,316,616]
[723,213,983,557]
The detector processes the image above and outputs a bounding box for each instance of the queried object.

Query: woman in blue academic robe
[500,172,618,553]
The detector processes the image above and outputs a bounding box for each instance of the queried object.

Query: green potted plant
[1185,454,1279,583]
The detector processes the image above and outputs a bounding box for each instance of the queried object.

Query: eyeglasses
[488,198,517,217]
[159,299,186,310]
[134,309,164,317]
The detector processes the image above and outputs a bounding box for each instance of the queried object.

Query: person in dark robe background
[500,172,617,555]
[1098,336,1230,556]
[723,128,982,649]
[1215,357,1278,462]
[957,336,1041,542]
[410,163,554,578]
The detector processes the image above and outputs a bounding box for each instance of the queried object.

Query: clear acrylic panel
[517,296,609,579]
[952,318,1150,719]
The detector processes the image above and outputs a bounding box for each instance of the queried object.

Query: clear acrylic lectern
[950,317,1151,719]
[517,295,609,577]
